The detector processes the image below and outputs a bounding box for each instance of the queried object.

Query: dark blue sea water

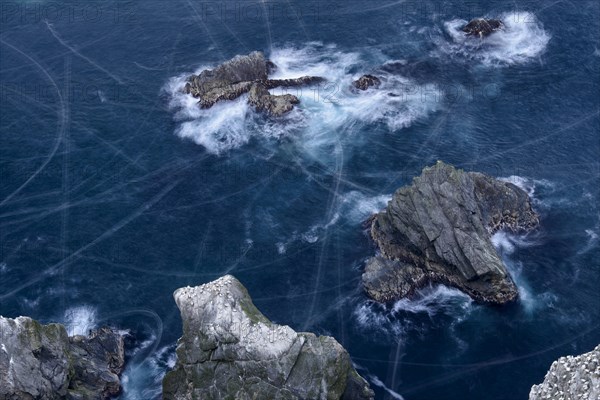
[1,1,599,399]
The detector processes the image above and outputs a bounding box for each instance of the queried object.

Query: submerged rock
[0,316,125,400]
[462,18,504,38]
[352,75,381,91]
[364,161,539,304]
[529,345,600,400]
[184,51,324,115]
[163,275,374,400]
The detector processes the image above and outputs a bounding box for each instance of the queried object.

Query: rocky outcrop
[184,51,324,116]
[163,275,374,400]
[0,316,125,400]
[248,82,300,117]
[352,75,381,91]
[364,161,539,304]
[462,18,504,38]
[530,345,600,400]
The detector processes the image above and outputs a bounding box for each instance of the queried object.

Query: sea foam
[437,12,551,66]
[63,305,97,336]
[165,42,441,155]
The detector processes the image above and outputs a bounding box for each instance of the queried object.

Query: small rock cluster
[184,51,324,117]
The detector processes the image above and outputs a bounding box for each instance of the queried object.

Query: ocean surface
[1,0,599,399]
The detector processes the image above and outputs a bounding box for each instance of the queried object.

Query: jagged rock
[263,76,326,90]
[530,345,600,400]
[248,83,300,117]
[364,161,539,304]
[462,18,504,38]
[163,275,374,400]
[0,316,125,400]
[352,75,381,91]
[184,51,324,115]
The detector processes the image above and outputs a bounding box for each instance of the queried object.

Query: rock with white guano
[529,345,600,400]
[162,275,374,400]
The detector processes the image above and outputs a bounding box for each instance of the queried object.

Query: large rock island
[0,316,125,399]
[184,51,324,116]
[163,275,374,400]
[530,345,599,400]
[363,161,539,304]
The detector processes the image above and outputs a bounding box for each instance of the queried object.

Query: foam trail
[369,375,405,399]
[491,230,541,312]
[391,285,473,317]
[339,191,391,224]
[0,39,67,206]
[491,231,516,255]
[45,21,124,84]
[120,343,176,400]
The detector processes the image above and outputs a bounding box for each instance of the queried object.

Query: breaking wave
[436,12,551,66]
[63,305,97,336]
[354,285,474,337]
[165,42,441,154]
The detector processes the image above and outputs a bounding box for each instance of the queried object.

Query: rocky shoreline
[5,277,598,399]
[363,161,539,305]
[0,317,125,399]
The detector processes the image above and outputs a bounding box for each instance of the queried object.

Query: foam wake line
[369,375,405,399]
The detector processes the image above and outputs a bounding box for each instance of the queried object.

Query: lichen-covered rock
[0,316,125,400]
[529,345,600,400]
[352,75,381,91]
[462,18,504,38]
[364,161,539,304]
[163,275,374,400]
[184,51,324,115]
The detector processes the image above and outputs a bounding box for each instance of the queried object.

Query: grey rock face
[352,75,381,91]
[184,51,324,116]
[530,345,600,400]
[0,316,125,400]
[163,275,374,400]
[364,161,539,304]
[248,83,300,117]
[462,18,504,38]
